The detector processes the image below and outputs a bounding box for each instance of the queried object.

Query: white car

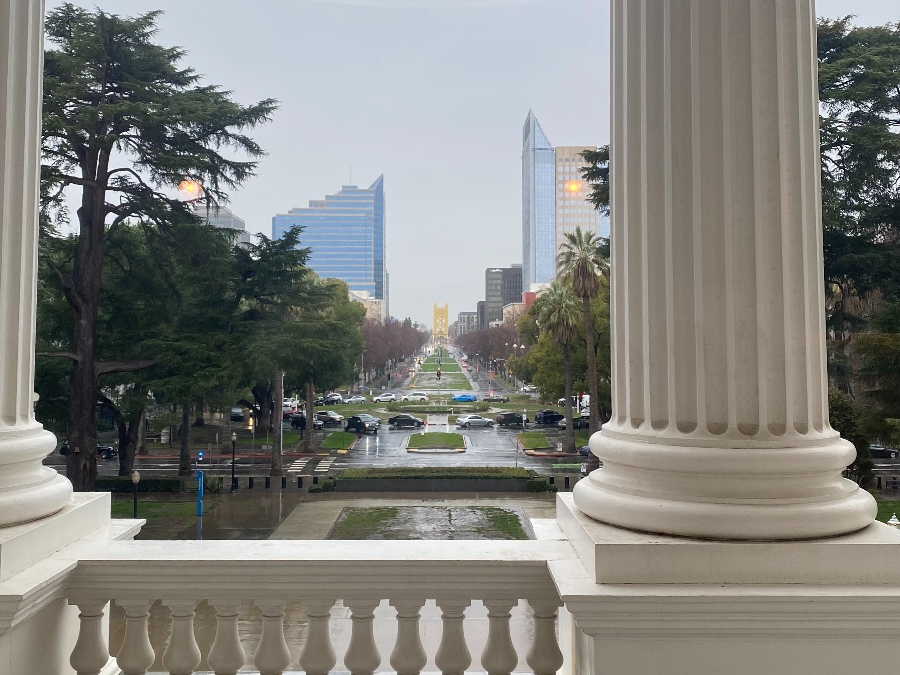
[346,395,366,405]
[401,392,429,402]
[373,392,397,403]
[456,414,494,428]
[522,384,538,393]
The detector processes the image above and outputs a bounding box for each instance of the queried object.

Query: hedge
[96,476,191,493]
[338,467,533,480]
[385,403,489,414]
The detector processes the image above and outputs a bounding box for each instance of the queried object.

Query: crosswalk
[316,457,338,472]
[288,458,310,473]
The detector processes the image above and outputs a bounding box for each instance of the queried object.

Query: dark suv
[483,394,510,403]
[290,413,324,430]
[346,414,381,434]
[59,442,117,459]
[496,412,527,427]
[388,413,424,428]
[535,409,564,425]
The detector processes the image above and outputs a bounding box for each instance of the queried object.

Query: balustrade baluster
[299,599,337,675]
[161,600,201,675]
[208,603,246,675]
[254,603,292,675]
[389,599,427,675]
[435,599,472,675]
[69,601,109,675]
[116,600,156,675]
[344,599,381,675]
[481,599,518,675]
[526,602,563,675]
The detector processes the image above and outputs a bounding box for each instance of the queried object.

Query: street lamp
[131,470,140,519]
[231,432,237,492]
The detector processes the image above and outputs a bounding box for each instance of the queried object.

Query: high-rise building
[476,301,487,332]
[485,265,523,325]
[522,111,556,288]
[272,176,388,310]
[555,146,610,246]
[196,205,253,247]
[456,312,478,336]
[522,112,608,287]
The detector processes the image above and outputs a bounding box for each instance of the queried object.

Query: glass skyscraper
[272,175,388,311]
[522,112,607,289]
[522,111,557,288]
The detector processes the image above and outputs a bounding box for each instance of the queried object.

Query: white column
[0,0,72,527]
[573,0,876,540]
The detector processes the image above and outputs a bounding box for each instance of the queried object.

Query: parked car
[388,413,424,428]
[870,444,899,459]
[323,393,344,405]
[558,417,589,430]
[346,414,381,435]
[450,394,478,402]
[535,409,564,425]
[521,384,538,393]
[496,412,527,427]
[290,413,324,430]
[314,396,327,406]
[230,406,245,422]
[373,392,397,403]
[557,396,580,407]
[456,414,494,428]
[345,395,366,405]
[482,394,510,403]
[59,442,117,460]
[401,392,429,402]
[315,410,345,425]
[579,445,591,456]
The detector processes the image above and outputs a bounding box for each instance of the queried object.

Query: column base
[553,494,900,675]
[0,426,72,529]
[573,430,877,540]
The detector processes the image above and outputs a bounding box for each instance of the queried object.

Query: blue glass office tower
[272,175,388,311]
[522,111,556,287]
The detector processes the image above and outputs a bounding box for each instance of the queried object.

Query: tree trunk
[304,381,314,454]
[192,399,205,426]
[582,293,600,434]
[178,402,192,476]
[563,342,575,453]
[117,407,145,476]
[137,413,148,456]
[271,370,283,476]
[253,385,273,435]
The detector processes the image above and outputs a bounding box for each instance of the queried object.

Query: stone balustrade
[61,539,575,675]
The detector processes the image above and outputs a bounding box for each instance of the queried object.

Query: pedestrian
[299,414,306,440]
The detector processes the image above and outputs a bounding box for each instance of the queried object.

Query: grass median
[517,431,553,450]
[321,431,358,450]
[407,432,466,449]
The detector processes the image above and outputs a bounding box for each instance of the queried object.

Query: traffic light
[197,451,204,463]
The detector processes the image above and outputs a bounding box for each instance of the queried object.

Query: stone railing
[63,539,577,675]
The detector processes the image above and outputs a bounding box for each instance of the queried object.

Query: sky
[47,0,899,327]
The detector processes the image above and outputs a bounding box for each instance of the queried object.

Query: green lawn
[876,500,900,523]
[407,432,466,449]
[321,431,358,449]
[111,499,214,539]
[328,507,400,539]
[517,431,553,450]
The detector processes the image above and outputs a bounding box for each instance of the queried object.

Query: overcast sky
[47,0,899,327]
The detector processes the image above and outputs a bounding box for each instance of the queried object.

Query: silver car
[455,414,494,428]
[373,392,397,403]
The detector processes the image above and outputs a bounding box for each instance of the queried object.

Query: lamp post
[231,432,237,492]
[512,343,519,390]
[131,470,140,518]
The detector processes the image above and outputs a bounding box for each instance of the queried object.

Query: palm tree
[538,281,581,453]
[557,226,608,436]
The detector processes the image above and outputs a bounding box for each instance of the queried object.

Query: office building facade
[196,205,253,247]
[522,112,608,287]
[272,176,388,309]
[456,312,478,336]
[485,265,523,326]
[522,111,556,288]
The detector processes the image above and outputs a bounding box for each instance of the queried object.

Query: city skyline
[46,0,899,327]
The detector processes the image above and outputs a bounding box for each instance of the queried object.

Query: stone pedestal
[553,495,900,675]
[573,0,875,540]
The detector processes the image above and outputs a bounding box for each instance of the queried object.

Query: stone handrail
[63,539,575,675]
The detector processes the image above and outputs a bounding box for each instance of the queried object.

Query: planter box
[335,478,531,493]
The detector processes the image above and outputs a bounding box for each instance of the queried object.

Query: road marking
[316,457,336,472]
[288,458,310,472]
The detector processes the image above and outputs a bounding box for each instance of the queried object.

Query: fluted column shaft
[573,0,875,539]
[0,0,72,527]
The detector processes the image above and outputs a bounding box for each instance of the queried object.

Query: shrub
[526,477,552,492]
[339,467,533,480]
[308,484,324,493]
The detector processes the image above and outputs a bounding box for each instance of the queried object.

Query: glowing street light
[177,180,203,201]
